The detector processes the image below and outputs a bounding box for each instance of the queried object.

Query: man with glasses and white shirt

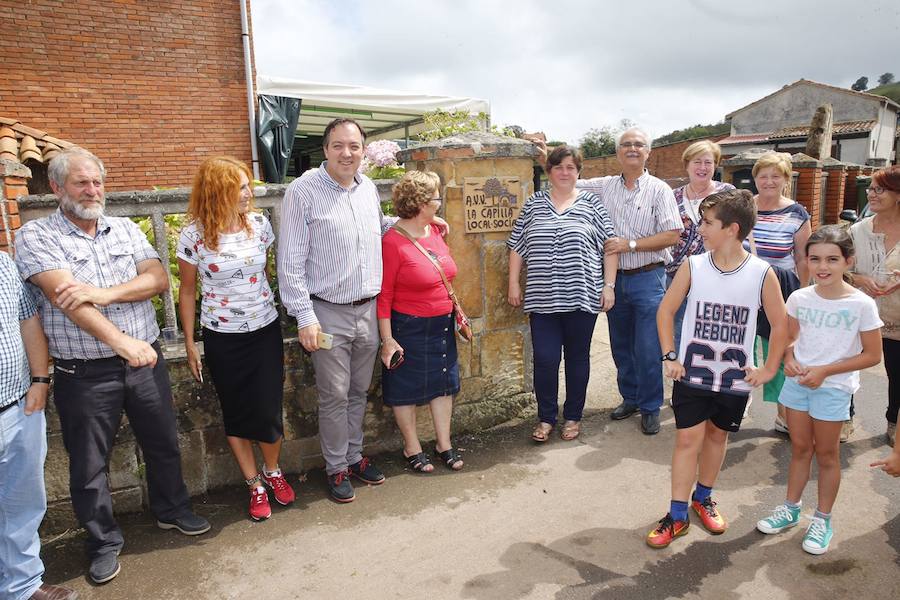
[537,127,681,434]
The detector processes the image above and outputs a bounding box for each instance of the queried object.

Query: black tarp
[257,95,301,183]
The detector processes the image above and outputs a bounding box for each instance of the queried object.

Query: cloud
[251,0,899,144]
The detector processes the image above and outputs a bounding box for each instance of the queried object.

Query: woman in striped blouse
[508,145,618,442]
[747,152,811,433]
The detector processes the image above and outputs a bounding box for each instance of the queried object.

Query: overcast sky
[250,0,899,144]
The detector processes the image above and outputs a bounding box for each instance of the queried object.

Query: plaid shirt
[0,251,37,408]
[14,209,161,360]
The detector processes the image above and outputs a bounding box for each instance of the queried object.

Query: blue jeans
[0,400,47,600]
[529,311,599,424]
[665,272,687,353]
[607,266,666,415]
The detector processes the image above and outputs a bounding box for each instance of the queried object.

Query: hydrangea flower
[365,140,401,167]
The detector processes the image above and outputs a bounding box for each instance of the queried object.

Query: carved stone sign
[463,177,521,233]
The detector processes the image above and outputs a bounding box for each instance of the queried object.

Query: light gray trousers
[309,298,379,475]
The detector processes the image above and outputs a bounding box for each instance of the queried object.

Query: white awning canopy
[256,75,491,140]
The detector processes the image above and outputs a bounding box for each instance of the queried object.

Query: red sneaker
[646,513,690,548]
[263,469,296,506]
[249,486,271,521]
[691,497,727,534]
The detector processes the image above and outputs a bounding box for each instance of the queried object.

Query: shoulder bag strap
[392,225,458,302]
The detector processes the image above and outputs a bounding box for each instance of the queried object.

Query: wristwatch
[628,239,637,252]
[661,351,677,362]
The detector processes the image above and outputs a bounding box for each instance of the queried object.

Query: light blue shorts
[779,377,851,421]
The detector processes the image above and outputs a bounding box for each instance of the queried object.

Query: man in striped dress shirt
[278,118,391,502]
[574,128,682,434]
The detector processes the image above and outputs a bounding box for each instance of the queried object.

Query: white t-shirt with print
[786,286,883,393]
[177,213,278,333]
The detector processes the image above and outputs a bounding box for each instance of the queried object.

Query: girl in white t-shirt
[757,226,883,555]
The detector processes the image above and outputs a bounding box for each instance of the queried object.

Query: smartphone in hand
[389,350,404,370]
[317,332,334,350]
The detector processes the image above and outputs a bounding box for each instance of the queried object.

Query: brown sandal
[561,421,581,441]
[532,422,553,443]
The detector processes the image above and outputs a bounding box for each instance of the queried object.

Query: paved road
[41,319,899,599]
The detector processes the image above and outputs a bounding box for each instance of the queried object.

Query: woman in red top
[379,171,463,472]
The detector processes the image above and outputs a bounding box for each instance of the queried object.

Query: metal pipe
[240,0,261,180]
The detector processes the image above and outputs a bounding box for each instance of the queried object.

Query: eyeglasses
[619,142,647,150]
[866,186,885,195]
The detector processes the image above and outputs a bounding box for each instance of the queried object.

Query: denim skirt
[382,311,460,406]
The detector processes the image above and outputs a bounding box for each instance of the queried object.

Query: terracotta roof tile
[769,119,876,139]
[718,133,772,145]
[0,117,75,165]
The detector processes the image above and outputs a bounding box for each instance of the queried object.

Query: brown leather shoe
[29,583,79,600]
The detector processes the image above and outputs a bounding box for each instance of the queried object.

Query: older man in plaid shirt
[14,147,209,586]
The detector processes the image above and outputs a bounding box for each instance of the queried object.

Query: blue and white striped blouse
[507,190,615,314]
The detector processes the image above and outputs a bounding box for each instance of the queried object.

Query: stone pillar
[0,159,31,254]
[822,158,847,222]
[791,153,823,230]
[398,132,537,430]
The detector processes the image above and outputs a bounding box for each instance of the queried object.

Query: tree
[877,72,895,86]
[851,76,869,91]
[579,119,634,158]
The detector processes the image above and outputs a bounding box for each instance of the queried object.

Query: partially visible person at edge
[177,157,294,522]
[744,151,811,435]
[378,171,464,473]
[0,252,78,600]
[14,147,209,586]
[538,128,682,435]
[648,189,786,550]
[508,145,618,443]
[277,118,447,503]
[665,140,735,350]
[850,165,900,448]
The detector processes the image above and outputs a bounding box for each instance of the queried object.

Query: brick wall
[0,160,30,254]
[824,165,847,221]
[794,166,823,229]
[581,135,728,182]
[0,1,254,190]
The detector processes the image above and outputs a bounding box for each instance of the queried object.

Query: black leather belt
[310,294,374,306]
[0,398,22,415]
[619,262,664,276]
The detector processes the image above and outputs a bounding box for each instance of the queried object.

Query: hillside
[868,83,900,103]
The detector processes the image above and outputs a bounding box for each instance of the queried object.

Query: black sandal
[435,448,464,471]
[404,451,433,473]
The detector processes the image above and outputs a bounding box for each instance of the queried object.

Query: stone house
[718,79,899,166]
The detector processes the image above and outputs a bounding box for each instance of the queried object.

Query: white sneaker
[774,415,789,434]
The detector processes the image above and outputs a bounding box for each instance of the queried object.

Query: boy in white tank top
[647,189,788,549]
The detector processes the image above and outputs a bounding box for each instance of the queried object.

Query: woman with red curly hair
[177,157,294,521]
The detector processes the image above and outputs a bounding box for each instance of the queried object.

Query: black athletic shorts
[672,381,749,432]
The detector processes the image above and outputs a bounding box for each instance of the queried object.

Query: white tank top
[679,252,770,395]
